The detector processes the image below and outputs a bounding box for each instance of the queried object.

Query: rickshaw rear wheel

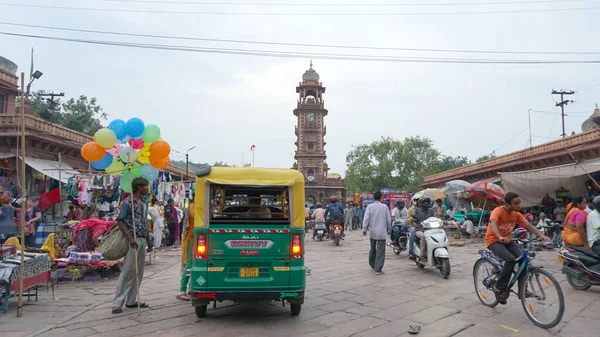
[290,303,302,316]
[195,305,208,318]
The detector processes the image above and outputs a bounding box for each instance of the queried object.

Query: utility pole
[17,73,26,318]
[552,90,575,138]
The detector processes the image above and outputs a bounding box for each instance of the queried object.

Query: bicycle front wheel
[520,268,565,329]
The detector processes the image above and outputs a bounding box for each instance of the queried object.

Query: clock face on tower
[306,112,315,122]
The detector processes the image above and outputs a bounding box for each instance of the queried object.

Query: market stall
[0,247,51,313]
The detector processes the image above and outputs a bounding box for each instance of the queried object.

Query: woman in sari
[563,197,592,251]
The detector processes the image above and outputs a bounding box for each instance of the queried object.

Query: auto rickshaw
[190,165,306,317]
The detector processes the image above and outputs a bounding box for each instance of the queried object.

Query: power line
[86,0,596,6]
[2,2,600,16]
[2,21,600,56]
[3,31,600,64]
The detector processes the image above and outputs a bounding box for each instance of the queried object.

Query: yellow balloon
[139,156,150,164]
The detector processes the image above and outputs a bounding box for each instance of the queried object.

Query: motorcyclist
[311,202,326,240]
[325,196,345,238]
[411,197,435,261]
[391,200,407,249]
[405,194,422,256]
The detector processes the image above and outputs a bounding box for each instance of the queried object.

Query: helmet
[395,199,405,206]
[420,197,432,207]
[329,196,338,203]
[593,196,600,210]
[412,193,422,202]
[316,202,322,207]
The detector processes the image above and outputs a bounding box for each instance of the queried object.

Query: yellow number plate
[557,256,565,262]
[240,268,259,278]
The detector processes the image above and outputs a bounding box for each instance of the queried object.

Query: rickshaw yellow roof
[198,166,305,186]
[194,167,306,228]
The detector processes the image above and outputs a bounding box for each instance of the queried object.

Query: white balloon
[119,146,138,163]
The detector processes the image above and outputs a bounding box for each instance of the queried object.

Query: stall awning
[499,158,600,207]
[24,157,80,183]
[0,153,15,159]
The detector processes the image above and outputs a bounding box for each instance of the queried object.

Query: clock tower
[292,62,345,205]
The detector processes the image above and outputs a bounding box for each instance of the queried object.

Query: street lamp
[26,70,43,95]
[185,146,196,178]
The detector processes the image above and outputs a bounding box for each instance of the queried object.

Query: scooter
[331,221,344,246]
[305,220,314,233]
[388,223,408,255]
[314,220,327,241]
[409,217,451,279]
[558,244,600,290]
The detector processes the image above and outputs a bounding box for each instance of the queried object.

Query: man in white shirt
[391,200,407,249]
[362,192,392,275]
[554,202,566,223]
[460,216,475,238]
[586,196,600,254]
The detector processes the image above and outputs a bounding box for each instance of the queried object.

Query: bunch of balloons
[80,118,171,192]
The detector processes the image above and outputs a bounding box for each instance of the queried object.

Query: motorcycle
[388,223,408,255]
[409,217,451,279]
[558,244,600,290]
[331,221,344,246]
[314,220,327,241]
[305,220,314,233]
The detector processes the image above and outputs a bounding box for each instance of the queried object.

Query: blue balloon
[91,152,113,170]
[126,118,145,139]
[108,119,127,140]
[140,164,159,181]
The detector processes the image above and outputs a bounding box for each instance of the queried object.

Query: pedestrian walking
[111,177,153,314]
[362,192,391,275]
[344,203,353,231]
[176,202,195,301]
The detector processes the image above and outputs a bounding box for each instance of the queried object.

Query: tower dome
[302,61,319,82]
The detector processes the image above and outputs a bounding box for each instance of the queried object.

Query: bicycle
[472,232,565,329]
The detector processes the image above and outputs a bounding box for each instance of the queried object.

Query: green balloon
[106,159,125,176]
[120,172,134,192]
[142,124,161,143]
[125,162,142,177]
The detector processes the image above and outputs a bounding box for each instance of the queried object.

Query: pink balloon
[106,143,122,158]
[128,138,144,150]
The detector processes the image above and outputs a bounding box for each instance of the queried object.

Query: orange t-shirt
[485,206,527,247]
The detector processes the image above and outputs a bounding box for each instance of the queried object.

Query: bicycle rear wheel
[473,258,499,307]
[520,268,564,329]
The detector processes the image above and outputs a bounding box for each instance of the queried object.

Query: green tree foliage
[345,136,470,193]
[476,153,497,163]
[30,90,107,136]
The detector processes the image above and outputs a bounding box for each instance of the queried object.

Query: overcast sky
[1,1,599,176]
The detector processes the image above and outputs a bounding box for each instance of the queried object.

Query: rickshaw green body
[190,167,306,316]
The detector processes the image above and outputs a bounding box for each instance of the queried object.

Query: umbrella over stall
[462,181,506,226]
[417,188,447,201]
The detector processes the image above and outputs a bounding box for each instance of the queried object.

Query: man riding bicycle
[486,192,550,304]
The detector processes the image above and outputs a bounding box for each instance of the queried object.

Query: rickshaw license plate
[558,256,565,262]
[240,268,259,278]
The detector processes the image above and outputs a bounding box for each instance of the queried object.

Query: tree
[345,136,470,193]
[476,153,497,163]
[436,155,471,172]
[30,90,107,136]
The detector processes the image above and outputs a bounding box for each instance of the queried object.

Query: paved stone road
[2,230,599,337]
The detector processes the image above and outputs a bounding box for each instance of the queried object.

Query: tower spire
[309,60,313,69]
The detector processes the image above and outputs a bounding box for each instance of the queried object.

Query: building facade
[291,62,345,204]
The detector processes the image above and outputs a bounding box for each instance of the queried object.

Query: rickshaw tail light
[291,233,302,255]
[196,233,207,256]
